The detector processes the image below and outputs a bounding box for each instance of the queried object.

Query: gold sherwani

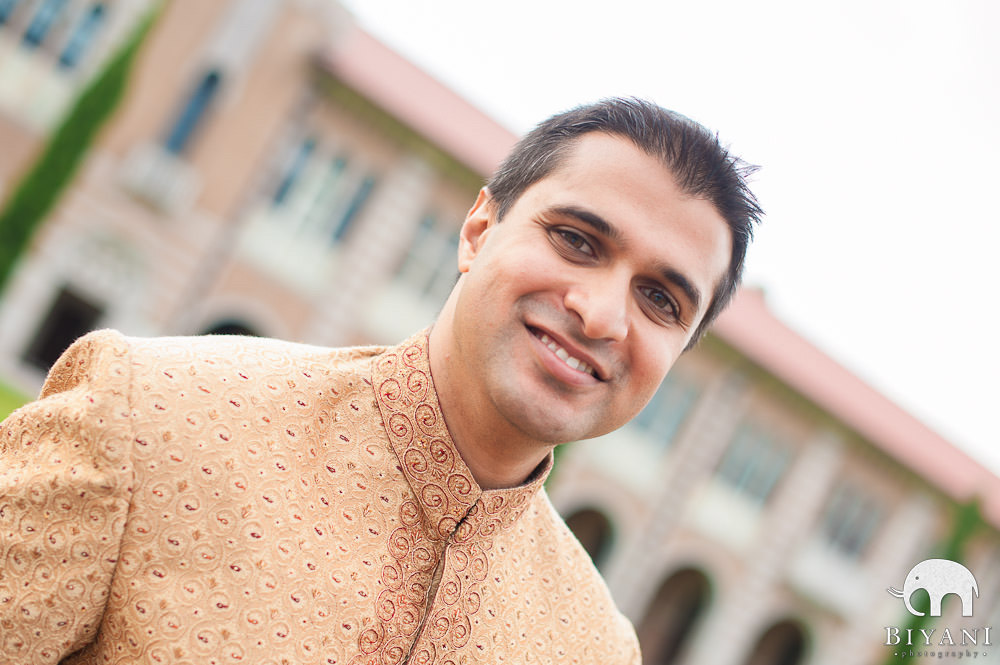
[0,330,640,664]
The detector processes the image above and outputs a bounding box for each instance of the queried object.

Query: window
[632,372,699,449]
[262,133,378,246]
[295,155,348,230]
[0,0,21,25]
[164,70,221,154]
[58,3,105,69]
[330,174,375,244]
[22,0,68,48]
[715,424,792,504]
[272,136,316,206]
[820,481,883,558]
[23,286,104,371]
[394,214,460,306]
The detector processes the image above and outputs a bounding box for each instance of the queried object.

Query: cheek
[632,344,682,396]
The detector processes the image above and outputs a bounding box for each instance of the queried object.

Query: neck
[428,311,553,491]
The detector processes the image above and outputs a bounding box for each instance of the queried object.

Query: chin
[499,398,599,445]
[488,369,608,444]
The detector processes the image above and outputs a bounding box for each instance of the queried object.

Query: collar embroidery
[371,330,551,539]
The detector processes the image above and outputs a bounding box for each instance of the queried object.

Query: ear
[457,187,495,273]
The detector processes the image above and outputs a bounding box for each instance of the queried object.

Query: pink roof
[713,288,1000,528]
[319,27,517,178]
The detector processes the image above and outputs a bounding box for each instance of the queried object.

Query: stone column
[808,492,938,665]
[682,431,843,665]
[610,370,749,618]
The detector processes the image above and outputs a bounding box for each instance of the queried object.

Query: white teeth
[535,332,596,377]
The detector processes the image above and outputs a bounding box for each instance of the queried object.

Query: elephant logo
[887,558,979,617]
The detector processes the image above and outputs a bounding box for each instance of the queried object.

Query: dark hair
[486,97,763,348]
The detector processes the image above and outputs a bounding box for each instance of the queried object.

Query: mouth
[528,326,602,380]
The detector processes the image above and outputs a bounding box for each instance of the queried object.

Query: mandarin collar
[371,330,552,541]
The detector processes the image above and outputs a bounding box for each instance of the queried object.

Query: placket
[403,500,491,664]
[368,332,553,664]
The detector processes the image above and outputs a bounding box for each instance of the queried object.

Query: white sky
[340,0,1000,474]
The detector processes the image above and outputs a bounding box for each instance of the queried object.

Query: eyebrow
[548,204,704,314]
[550,205,623,243]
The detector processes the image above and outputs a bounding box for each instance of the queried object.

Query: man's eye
[639,286,678,319]
[554,228,595,256]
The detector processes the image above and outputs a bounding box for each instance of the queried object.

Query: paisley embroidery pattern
[363,336,547,663]
[0,330,639,664]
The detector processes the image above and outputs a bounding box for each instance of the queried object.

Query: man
[0,98,760,663]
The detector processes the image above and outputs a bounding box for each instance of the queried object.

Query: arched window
[164,70,222,155]
[637,568,712,664]
[741,619,808,665]
[563,507,614,570]
[59,3,105,69]
[22,0,68,47]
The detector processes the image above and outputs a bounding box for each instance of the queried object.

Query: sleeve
[0,330,135,664]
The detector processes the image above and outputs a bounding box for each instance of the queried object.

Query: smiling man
[432,128,739,491]
[0,98,760,664]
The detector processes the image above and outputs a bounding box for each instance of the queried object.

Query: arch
[741,619,808,665]
[22,286,104,371]
[193,291,291,342]
[563,507,614,570]
[636,567,712,664]
[202,320,259,337]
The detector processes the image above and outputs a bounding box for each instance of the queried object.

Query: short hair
[486,97,763,348]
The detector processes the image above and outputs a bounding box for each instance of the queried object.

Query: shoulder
[526,490,602,571]
[58,330,385,381]
[521,490,642,662]
[40,328,132,399]
[126,332,385,372]
[7,330,134,471]
[39,330,390,408]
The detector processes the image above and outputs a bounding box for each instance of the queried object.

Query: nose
[563,273,629,342]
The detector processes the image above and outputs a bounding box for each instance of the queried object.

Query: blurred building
[550,289,1000,665]
[0,2,998,665]
[0,0,513,386]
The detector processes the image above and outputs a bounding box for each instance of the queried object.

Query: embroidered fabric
[0,329,640,664]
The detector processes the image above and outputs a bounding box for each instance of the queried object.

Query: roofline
[712,288,1000,528]
[317,26,516,178]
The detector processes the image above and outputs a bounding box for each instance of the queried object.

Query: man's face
[449,132,732,445]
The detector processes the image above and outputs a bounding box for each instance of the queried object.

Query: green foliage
[938,498,983,563]
[0,380,29,422]
[0,5,160,288]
